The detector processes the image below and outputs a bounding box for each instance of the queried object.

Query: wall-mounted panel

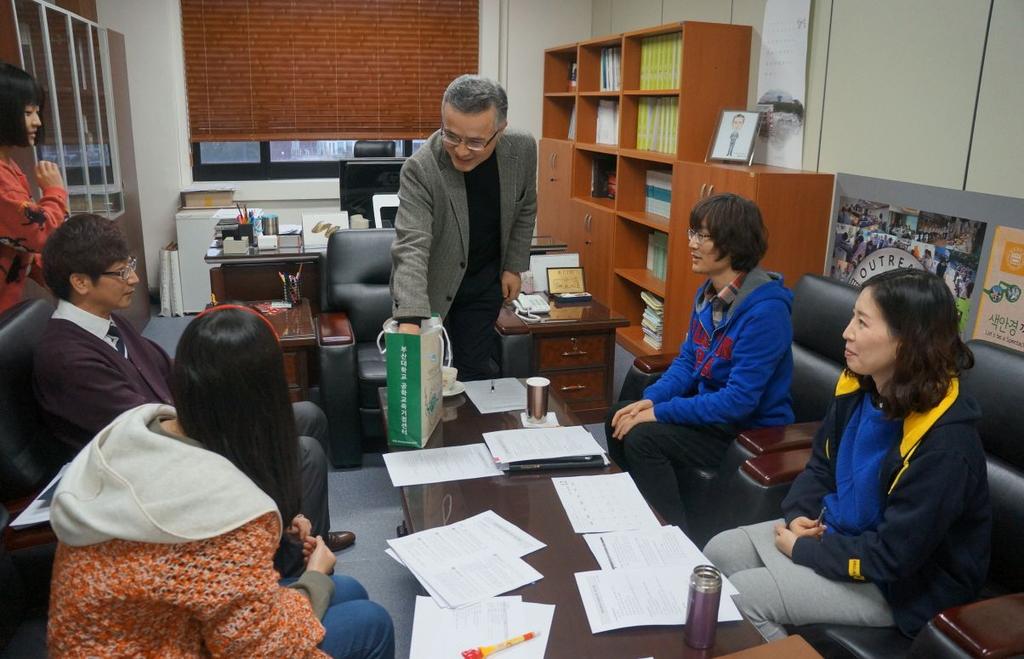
[609,0,662,33]
[817,0,988,188]
[661,0,731,24]
[966,0,1024,199]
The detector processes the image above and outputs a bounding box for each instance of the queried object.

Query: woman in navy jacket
[705,268,990,639]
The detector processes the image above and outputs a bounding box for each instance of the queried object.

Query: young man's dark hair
[42,213,129,300]
[689,193,767,272]
[0,62,45,147]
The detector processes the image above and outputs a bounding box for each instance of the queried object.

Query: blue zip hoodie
[643,268,795,428]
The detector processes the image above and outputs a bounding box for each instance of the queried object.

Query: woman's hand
[305,536,337,574]
[610,400,654,441]
[35,161,64,189]
[774,522,798,558]
[788,516,826,539]
[286,514,312,541]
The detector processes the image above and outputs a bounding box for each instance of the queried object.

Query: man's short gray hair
[442,75,508,125]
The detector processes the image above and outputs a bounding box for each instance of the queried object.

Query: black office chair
[353,140,396,158]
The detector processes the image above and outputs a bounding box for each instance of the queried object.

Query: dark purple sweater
[33,314,173,451]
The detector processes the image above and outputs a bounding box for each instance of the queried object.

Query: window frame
[191,139,418,181]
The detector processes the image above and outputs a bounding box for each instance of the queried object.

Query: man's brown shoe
[325,530,356,552]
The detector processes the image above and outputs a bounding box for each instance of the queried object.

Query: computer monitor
[338,157,405,225]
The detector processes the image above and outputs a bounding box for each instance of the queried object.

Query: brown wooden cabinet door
[537,139,573,242]
[573,201,613,305]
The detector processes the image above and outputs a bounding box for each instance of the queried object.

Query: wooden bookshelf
[538,20,835,357]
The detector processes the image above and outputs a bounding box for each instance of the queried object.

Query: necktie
[107,323,127,359]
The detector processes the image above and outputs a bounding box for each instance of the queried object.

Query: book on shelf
[590,156,617,200]
[639,32,681,90]
[639,289,665,350]
[645,170,672,218]
[569,61,578,90]
[636,97,678,154]
[600,46,621,91]
[568,102,577,140]
[596,99,619,145]
[646,231,669,280]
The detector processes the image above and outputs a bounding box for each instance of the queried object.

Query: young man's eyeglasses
[101,256,138,281]
[439,124,504,151]
[687,229,713,246]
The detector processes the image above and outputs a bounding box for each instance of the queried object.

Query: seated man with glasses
[605,193,795,532]
[32,214,356,569]
[390,74,536,380]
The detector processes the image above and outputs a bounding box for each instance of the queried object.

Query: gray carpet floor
[142,309,639,659]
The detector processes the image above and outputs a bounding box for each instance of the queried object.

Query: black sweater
[783,373,991,636]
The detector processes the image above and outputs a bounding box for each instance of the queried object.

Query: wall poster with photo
[829,196,987,331]
[972,227,1024,352]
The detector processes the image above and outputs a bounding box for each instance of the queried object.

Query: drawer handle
[699,183,707,198]
[560,384,587,392]
[560,350,589,357]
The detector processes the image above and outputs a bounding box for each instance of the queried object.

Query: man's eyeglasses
[439,124,504,151]
[101,256,138,282]
[687,229,713,246]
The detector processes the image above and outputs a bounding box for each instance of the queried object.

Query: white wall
[591,0,1022,200]
[96,0,191,293]
[95,0,591,290]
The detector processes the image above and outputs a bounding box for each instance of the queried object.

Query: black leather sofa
[0,298,67,658]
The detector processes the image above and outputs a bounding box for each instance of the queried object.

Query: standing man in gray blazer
[390,75,537,380]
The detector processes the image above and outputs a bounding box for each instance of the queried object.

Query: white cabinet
[174,209,219,313]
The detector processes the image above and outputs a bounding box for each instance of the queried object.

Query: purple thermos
[684,564,722,649]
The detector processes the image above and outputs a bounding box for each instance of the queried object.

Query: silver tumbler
[684,564,722,649]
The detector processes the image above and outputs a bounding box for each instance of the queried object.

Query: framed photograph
[706,109,761,165]
[547,267,586,294]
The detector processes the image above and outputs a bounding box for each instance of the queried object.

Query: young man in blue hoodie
[606,193,794,530]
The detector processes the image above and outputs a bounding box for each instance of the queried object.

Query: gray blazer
[390,127,537,319]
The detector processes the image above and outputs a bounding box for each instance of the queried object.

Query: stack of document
[552,472,660,533]
[383,444,502,487]
[575,526,743,632]
[575,566,742,633]
[483,426,607,472]
[386,511,545,609]
[463,378,528,414]
[409,596,554,659]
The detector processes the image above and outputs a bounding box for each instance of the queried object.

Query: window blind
[181,0,478,142]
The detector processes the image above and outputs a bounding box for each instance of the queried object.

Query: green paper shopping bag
[380,317,448,448]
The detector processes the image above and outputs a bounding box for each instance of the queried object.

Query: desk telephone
[513,293,550,316]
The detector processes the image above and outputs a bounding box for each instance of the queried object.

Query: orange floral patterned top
[48,512,328,658]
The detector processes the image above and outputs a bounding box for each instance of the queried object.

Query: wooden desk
[206,246,323,313]
[381,388,764,657]
[495,300,628,423]
[258,299,317,402]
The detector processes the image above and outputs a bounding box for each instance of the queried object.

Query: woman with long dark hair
[48,306,393,658]
[705,269,990,640]
[0,62,66,313]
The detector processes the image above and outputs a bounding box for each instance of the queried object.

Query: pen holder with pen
[280,271,302,305]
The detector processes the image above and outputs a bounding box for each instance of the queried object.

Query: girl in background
[0,62,67,313]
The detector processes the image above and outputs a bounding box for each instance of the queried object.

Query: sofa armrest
[633,353,675,374]
[741,448,812,487]
[317,311,354,346]
[929,593,1024,658]
[737,421,820,455]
